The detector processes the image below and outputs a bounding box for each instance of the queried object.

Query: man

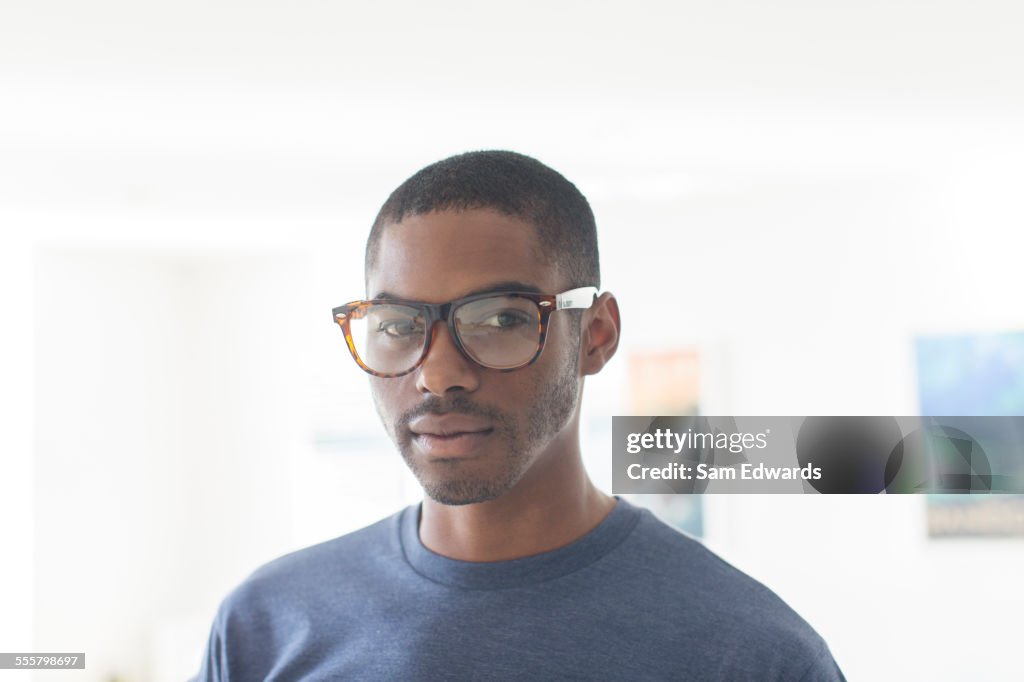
[195,150,846,680]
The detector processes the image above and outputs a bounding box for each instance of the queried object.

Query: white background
[3,1,1024,680]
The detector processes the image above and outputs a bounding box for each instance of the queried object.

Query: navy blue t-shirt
[194,497,845,680]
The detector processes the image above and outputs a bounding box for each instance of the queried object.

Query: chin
[421,475,512,506]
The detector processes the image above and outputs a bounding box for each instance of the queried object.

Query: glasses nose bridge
[423,301,455,333]
[421,300,463,355]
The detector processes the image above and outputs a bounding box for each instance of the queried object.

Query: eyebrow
[373,280,543,301]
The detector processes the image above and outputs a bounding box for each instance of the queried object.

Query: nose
[414,320,481,396]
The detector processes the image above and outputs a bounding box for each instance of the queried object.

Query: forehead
[368,208,559,301]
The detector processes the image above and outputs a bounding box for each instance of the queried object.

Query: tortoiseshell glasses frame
[332,286,599,378]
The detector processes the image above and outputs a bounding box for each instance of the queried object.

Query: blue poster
[915,330,1024,537]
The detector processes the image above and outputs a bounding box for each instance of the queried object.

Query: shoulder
[624,505,805,617]
[193,509,409,680]
[218,508,404,621]
[614,503,844,679]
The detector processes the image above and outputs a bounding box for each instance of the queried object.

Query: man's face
[366,208,583,506]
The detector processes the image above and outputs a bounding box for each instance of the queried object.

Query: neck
[417,431,616,562]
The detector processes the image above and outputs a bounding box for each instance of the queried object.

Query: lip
[408,413,493,437]
[408,413,494,458]
[412,430,493,458]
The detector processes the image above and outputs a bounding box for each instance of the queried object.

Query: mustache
[401,394,502,428]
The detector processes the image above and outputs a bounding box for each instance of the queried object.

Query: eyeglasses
[332,286,599,378]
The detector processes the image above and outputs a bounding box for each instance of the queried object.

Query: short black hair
[365,150,600,290]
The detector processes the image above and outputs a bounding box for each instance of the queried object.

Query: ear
[579,292,620,376]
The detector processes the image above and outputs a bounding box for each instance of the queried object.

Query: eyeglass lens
[348,295,541,374]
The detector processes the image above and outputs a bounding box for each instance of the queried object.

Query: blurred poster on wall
[626,348,703,539]
[916,330,1024,538]
[628,348,701,416]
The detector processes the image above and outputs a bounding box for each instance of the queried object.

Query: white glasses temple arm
[555,287,599,310]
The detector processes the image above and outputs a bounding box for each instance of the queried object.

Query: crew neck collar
[398,495,641,590]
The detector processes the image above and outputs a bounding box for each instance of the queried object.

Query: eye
[377,317,423,338]
[479,310,532,329]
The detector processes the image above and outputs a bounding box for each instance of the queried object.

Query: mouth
[411,429,494,458]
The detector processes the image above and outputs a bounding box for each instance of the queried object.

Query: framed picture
[915,330,1024,538]
[626,348,704,538]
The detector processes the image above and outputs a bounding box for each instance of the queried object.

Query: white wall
[33,249,308,680]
